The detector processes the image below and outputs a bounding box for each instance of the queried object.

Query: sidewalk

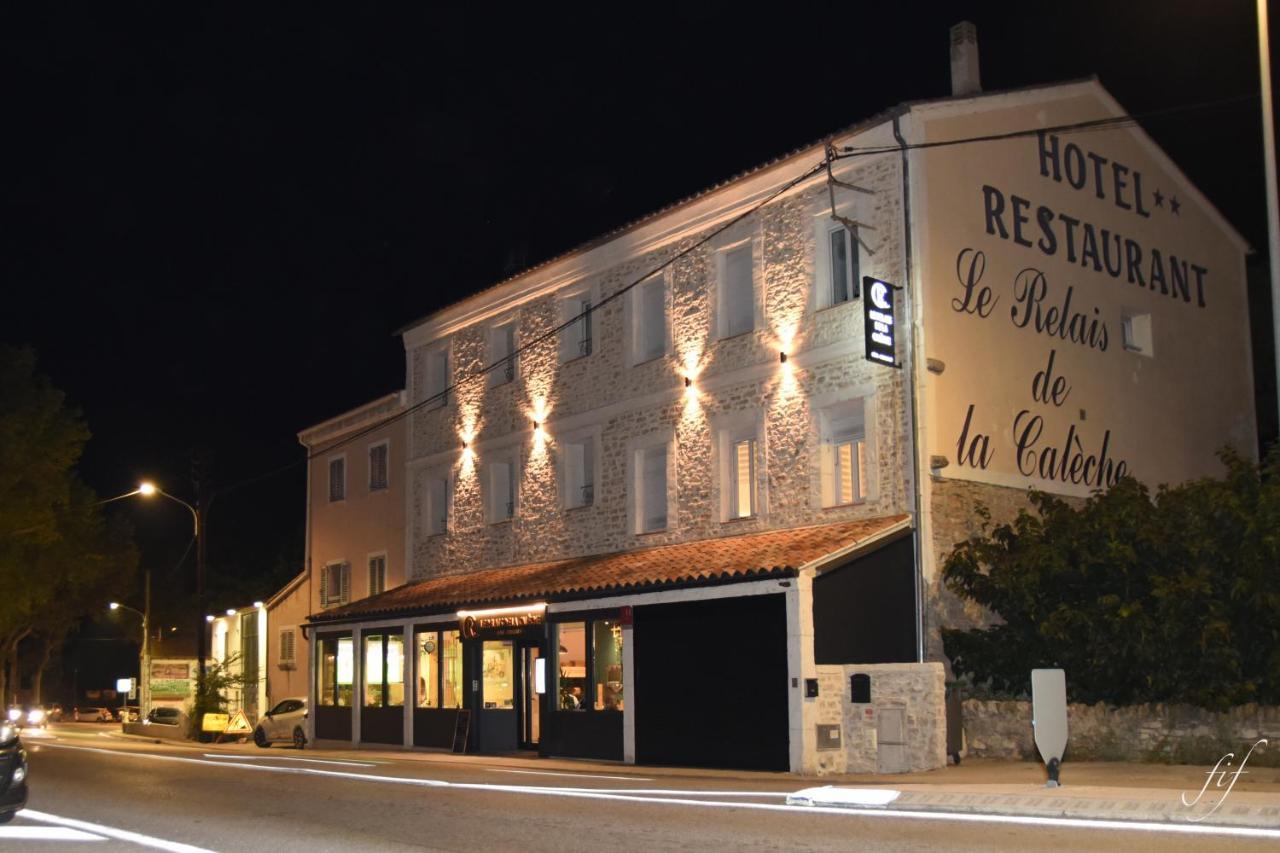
[103,726,1280,830]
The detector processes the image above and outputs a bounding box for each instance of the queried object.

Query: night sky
[3,2,1276,631]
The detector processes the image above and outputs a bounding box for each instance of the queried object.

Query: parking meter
[1031,668,1067,787]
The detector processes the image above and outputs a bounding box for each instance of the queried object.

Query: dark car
[0,721,28,824]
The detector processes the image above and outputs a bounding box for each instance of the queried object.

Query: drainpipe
[893,113,926,664]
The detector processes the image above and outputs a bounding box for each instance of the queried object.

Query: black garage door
[634,593,789,771]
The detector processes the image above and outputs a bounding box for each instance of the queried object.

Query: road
[1,723,1273,851]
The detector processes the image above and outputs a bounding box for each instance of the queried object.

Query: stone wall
[962,699,1280,766]
[808,662,946,775]
[404,153,915,580]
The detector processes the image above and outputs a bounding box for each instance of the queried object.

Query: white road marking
[485,768,652,781]
[37,742,1280,840]
[0,825,104,841]
[788,786,902,806]
[202,753,379,768]
[20,809,218,853]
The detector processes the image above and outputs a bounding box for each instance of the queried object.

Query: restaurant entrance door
[518,643,541,749]
[476,640,517,752]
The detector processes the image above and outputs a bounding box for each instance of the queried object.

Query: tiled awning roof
[309,515,909,625]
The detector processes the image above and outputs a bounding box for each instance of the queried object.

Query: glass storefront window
[442,630,463,709]
[482,641,514,709]
[386,634,405,707]
[364,634,384,706]
[336,637,354,706]
[319,638,337,706]
[416,631,440,708]
[557,622,587,710]
[593,620,624,711]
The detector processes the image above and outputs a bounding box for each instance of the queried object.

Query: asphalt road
[2,723,1272,852]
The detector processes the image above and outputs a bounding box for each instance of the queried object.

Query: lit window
[424,474,449,536]
[560,294,593,362]
[1121,310,1153,356]
[489,321,518,386]
[720,243,754,338]
[363,633,405,708]
[368,554,386,596]
[425,347,450,409]
[554,619,623,713]
[564,437,595,509]
[369,442,389,491]
[328,457,345,502]
[828,224,861,305]
[632,275,667,364]
[821,399,870,507]
[636,443,668,533]
[732,438,755,518]
[414,629,463,709]
[318,635,354,707]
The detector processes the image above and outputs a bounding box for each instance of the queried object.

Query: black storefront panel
[314,706,351,741]
[413,708,462,748]
[540,709,623,761]
[813,534,916,665]
[360,706,404,744]
[634,594,789,771]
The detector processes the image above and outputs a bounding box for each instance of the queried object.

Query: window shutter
[579,299,593,356]
[724,245,754,336]
[319,565,329,607]
[733,438,755,518]
[340,563,351,604]
[830,227,850,305]
[639,279,665,362]
[642,445,667,531]
[506,463,517,518]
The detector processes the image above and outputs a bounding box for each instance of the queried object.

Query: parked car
[73,706,116,723]
[116,706,141,723]
[253,698,307,749]
[0,721,28,824]
[145,707,183,726]
[46,704,64,722]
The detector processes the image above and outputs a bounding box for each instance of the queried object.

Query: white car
[253,698,307,749]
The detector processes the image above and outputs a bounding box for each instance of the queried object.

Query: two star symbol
[1153,188,1180,215]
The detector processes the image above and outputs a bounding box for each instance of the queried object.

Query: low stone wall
[962,699,1280,766]
[809,662,946,775]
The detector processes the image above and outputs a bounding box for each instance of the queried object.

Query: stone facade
[404,154,913,579]
[809,662,947,774]
[962,699,1280,766]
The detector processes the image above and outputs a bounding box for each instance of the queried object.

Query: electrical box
[816,724,842,751]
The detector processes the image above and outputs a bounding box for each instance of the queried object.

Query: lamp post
[109,571,149,717]
[135,482,207,714]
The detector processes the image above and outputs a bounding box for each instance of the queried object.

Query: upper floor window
[718,243,755,338]
[820,398,870,507]
[560,292,593,363]
[1121,310,1153,356]
[368,442,389,492]
[563,436,596,509]
[278,628,296,666]
[826,223,861,306]
[319,561,350,608]
[486,454,519,523]
[424,471,450,536]
[425,346,450,410]
[631,274,668,364]
[368,553,387,596]
[328,457,346,502]
[717,422,759,520]
[488,321,518,386]
[635,442,669,533]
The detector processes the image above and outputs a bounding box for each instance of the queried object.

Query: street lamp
[108,586,149,718]
[134,481,208,714]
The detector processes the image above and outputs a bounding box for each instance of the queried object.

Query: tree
[190,654,258,740]
[942,448,1280,711]
[0,346,138,702]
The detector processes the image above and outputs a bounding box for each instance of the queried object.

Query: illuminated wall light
[684,376,692,388]
[205,615,214,623]
[779,351,788,364]
[225,609,236,616]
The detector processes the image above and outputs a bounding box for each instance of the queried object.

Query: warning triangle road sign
[224,709,254,735]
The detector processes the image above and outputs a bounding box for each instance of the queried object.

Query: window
[486,456,518,523]
[328,457,345,502]
[489,321,518,386]
[632,275,667,364]
[368,442,389,491]
[560,293,593,362]
[731,437,755,518]
[1121,310,1153,356]
[719,243,754,338]
[563,436,595,509]
[555,619,623,712]
[636,443,668,533]
[821,399,870,507]
[482,641,515,709]
[363,632,405,708]
[319,562,350,608]
[368,554,387,596]
[415,628,463,709]
[424,473,450,536]
[278,629,296,667]
[317,636,354,706]
[716,419,761,521]
[425,347,450,409]
[827,223,861,305]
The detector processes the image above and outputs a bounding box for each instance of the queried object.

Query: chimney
[950,21,981,97]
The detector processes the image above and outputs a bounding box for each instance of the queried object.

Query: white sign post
[1031,668,1067,787]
